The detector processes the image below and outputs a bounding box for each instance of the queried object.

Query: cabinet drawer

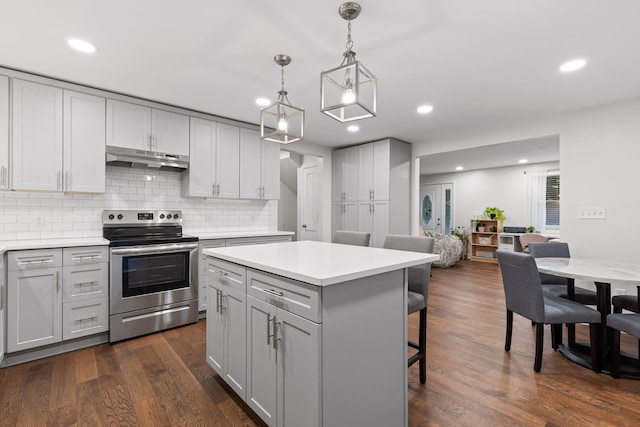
[63,246,108,265]
[8,248,62,271]
[63,263,108,303]
[205,258,246,293]
[63,296,109,340]
[247,270,320,323]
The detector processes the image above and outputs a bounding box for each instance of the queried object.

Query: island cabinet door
[276,308,321,427]
[206,282,247,399]
[246,295,277,426]
[206,283,225,374]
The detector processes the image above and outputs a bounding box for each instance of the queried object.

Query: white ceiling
[2,1,640,152]
[419,135,559,175]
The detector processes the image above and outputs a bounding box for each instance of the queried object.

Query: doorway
[419,183,453,235]
[278,150,323,241]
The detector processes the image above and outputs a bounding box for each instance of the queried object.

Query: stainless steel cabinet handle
[217,183,220,196]
[65,171,69,191]
[18,259,54,266]
[1,166,6,187]
[56,271,60,293]
[215,289,221,313]
[57,171,61,190]
[272,319,280,349]
[267,313,272,345]
[262,288,284,297]
[111,242,197,255]
[212,184,215,196]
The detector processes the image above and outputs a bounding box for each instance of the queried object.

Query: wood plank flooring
[2,260,640,426]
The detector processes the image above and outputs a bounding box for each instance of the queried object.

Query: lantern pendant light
[321,2,377,123]
[260,54,304,144]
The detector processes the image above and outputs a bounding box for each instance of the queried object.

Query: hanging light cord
[341,19,357,66]
[278,65,293,105]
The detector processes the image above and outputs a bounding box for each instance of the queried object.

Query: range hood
[106,146,189,171]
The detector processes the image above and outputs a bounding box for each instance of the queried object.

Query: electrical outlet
[36,215,43,225]
[578,207,606,219]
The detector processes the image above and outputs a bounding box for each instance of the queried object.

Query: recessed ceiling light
[559,59,586,73]
[455,166,464,171]
[255,97,271,107]
[417,105,434,114]
[67,38,97,53]
[347,125,360,132]
[518,159,529,164]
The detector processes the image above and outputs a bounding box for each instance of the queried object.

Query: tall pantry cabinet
[332,138,411,247]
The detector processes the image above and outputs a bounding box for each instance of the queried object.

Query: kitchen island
[203,240,438,427]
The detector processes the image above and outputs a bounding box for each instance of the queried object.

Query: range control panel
[102,210,183,226]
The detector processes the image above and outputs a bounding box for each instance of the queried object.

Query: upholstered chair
[332,230,371,247]
[496,250,601,372]
[383,235,435,384]
[519,233,549,253]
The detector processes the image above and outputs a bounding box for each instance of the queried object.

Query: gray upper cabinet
[239,128,280,200]
[182,118,240,198]
[332,138,411,245]
[0,75,8,190]
[106,99,189,156]
[11,79,106,193]
[11,79,64,192]
[63,90,106,193]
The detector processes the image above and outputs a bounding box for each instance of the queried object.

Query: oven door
[110,242,198,315]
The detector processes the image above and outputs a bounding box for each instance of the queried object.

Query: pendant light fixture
[260,54,304,144]
[321,2,377,123]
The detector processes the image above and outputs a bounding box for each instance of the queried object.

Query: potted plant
[472,214,488,231]
[526,226,536,233]
[483,207,506,221]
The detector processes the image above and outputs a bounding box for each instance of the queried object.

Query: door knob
[302,224,307,228]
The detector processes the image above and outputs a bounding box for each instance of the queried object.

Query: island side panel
[321,269,407,427]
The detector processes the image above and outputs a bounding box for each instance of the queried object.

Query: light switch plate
[578,207,606,219]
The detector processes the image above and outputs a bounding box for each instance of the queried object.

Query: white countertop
[536,257,640,285]
[0,237,110,254]
[0,231,294,254]
[203,240,439,286]
[190,230,294,240]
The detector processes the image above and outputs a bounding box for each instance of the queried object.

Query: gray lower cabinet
[198,235,292,313]
[206,264,321,427]
[205,258,247,399]
[7,249,63,352]
[246,295,320,427]
[7,246,108,354]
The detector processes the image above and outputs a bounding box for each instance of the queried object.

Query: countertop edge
[203,244,439,286]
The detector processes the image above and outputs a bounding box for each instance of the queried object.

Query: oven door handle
[111,242,198,256]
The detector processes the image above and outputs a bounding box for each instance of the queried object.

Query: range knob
[108,214,115,220]
[173,213,179,219]
[159,213,165,219]
[117,214,123,220]
[166,214,172,219]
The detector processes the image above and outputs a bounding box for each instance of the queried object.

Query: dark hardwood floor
[2,260,640,426]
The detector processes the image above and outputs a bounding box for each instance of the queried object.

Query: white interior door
[298,164,319,241]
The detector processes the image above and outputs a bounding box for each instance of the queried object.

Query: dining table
[535,257,640,376]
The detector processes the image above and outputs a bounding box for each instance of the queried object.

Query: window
[527,169,560,232]
[545,172,560,228]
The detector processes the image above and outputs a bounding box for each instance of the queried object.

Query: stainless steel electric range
[103,209,199,342]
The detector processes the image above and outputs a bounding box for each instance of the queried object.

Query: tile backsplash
[0,166,272,241]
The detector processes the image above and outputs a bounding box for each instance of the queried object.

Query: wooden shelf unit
[470,219,503,264]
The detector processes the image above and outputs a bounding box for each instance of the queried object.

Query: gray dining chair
[496,250,601,372]
[383,234,434,384]
[332,230,371,246]
[528,242,597,304]
[528,242,598,348]
[606,313,640,378]
[611,286,640,364]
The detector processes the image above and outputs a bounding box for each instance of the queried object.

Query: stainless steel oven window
[121,251,190,297]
